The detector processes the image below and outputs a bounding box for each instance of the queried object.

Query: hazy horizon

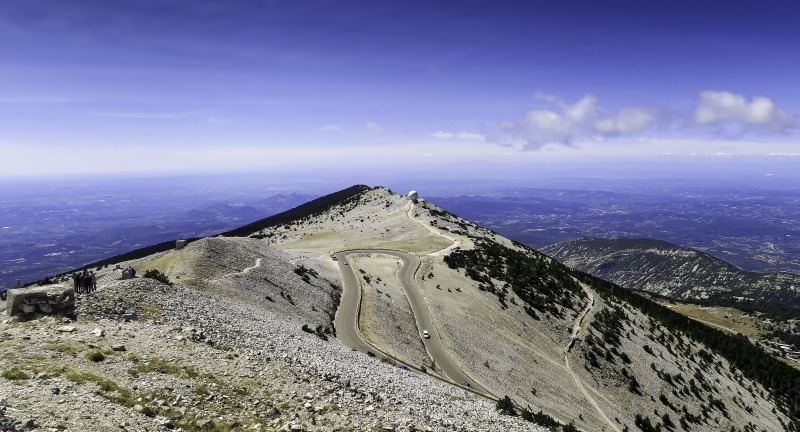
[3,168,799,290]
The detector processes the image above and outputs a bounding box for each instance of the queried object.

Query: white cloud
[525,109,570,133]
[595,107,654,134]
[694,90,794,130]
[365,121,384,133]
[502,90,799,151]
[502,93,658,150]
[564,94,598,122]
[319,124,341,131]
[431,131,486,141]
[448,90,797,153]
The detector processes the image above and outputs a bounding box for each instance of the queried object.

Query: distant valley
[431,180,800,275]
[0,176,318,290]
[6,176,799,292]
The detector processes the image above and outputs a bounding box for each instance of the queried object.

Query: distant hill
[543,237,800,319]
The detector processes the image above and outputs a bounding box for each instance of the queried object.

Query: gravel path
[563,284,620,432]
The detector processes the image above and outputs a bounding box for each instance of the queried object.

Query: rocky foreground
[0,277,540,432]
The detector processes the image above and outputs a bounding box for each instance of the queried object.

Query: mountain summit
[2,185,798,431]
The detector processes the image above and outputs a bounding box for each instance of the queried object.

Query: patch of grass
[1,361,252,427]
[128,357,200,378]
[654,300,763,338]
[42,340,86,356]
[2,353,46,361]
[232,386,250,396]
[194,383,210,397]
[2,347,274,429]
[64,369,101,385]
[2,368,31,380]
[211,344,233,352]
[139,302,165,320]
[65,369,137,407]
[19,321,38,329]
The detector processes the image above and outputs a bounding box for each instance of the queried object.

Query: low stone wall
[5,285,76,316]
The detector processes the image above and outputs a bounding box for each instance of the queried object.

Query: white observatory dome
[407,190,419,200]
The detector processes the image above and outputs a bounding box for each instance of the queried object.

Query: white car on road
[422,330,430,339]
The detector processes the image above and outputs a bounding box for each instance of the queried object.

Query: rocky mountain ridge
[249,186,796,431]
[543,237,800,318]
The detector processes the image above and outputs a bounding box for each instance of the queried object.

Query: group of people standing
[27,264,138,295]
[72,270,96,294]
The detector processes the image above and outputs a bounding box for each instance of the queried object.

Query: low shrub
[143,269,173,286]
[85,350,106,362]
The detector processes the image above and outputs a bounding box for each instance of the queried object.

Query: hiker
[90,271,97,293]
[81,270,89,294]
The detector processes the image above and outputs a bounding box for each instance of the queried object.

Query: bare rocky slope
[3,185,799,432]
[543,237,800,318]
[251,186,798,431]
[1,237,536,432]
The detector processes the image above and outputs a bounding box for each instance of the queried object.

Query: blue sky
[1,0,799,178]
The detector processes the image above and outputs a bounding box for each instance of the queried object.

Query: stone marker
[5,285,75,317]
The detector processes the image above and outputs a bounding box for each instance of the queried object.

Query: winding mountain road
[330,201,624,425]
[333,249,491,397]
